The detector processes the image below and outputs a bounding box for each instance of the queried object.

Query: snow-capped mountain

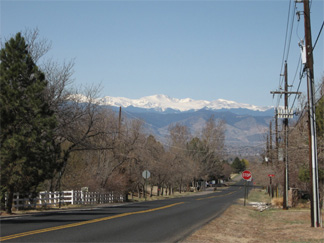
[97,94,271,113]
[70,94,274,154]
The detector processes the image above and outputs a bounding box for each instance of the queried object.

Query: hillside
[118,108,272,156]
[94,94,274,156]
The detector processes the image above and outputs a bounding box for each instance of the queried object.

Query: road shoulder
[185,201,324,242]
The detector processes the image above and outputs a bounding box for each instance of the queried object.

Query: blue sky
[1,0,323,107]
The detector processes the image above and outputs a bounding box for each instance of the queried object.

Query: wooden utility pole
[271,62,301,210]
[266,134,269,161]
[275,109,279,162]
[118,106,122,138]
[300,0,321,227]
[283,61,289,210]
[269,121,273,163]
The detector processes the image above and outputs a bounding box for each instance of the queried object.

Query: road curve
[1,182,246,242]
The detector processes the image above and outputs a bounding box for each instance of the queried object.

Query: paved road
[1,182,247,242]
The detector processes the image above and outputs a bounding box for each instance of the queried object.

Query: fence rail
[8,191,124,210]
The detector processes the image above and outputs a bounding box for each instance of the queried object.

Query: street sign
[242,170,252,180]
[142,170,150,179]
[242,171,252,206]
[268,174,275,177]
[142,170,150,201]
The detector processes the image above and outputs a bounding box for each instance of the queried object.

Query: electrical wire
[290,53,301,88]
[271,0,324,160]
[288,82,323,137]
[279,0,294,89]
[289,56,304,111]
[276,0,297,109]
[312,20,324,51]
[285,1,297,62]
[288,18,324,119]
[288,54,302,109]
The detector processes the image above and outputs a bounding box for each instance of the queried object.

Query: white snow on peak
[96,94,271,112]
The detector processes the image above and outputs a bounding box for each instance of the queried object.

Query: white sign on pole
[277,108,294,119]
[142,170,150,179]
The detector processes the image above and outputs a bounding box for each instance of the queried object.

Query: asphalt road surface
[1,182,248,242]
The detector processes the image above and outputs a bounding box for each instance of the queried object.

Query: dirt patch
[185,204,324,243]
[0,212,15,217]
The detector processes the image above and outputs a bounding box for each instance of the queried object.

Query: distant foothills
[78,94,275,155]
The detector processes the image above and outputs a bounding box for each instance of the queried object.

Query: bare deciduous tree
[200,116,226,180]
[21,29,117,190]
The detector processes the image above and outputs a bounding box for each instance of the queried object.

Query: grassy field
[186,189,324,243]
[247,188,272,204]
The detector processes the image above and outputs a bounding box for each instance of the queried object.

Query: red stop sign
[242,170,252,180]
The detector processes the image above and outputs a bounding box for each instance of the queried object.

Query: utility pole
[275,109,279,162]
[298,0,321,227]
[118,106,122,139]
[266,134,270,165]
[271,62,301,210]
[283,61,289,210]
[270,121,273,163]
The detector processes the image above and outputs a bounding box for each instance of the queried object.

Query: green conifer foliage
[231,157,246,173]
[315,96,324,138]
[0,33,59,213]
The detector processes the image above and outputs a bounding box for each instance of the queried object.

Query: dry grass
[185,190,324,243]
[272,197,284,207]
[185,205,324,243]
[130,186,226,202]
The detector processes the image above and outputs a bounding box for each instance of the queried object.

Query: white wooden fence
[9,191,124,210]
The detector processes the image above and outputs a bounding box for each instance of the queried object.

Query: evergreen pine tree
[231,157,245,173]
[0,33,59,213]
[315,95,324,138]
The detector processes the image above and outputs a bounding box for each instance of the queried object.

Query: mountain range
[94,95,274,156]
[98,94,272,113]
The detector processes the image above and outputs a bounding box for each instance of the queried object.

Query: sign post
[142,170,150,201]
[242,170,252,206]
[268,174,275,197]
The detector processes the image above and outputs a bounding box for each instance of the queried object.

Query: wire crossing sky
[1,0,323,107]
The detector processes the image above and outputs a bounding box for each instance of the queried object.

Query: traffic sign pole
[142,170,150,201]
[242,171,252,206]
[144,178,146,201]
[244,180,247,206]
[268,174,275,198]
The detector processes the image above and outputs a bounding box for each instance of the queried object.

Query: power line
[285,1,297,62]
[283,7,324,114]
[289,82,323,137]
[288,54,302,109]
[279,0,294,89]
[288,19,324,115]
[276,0,298,109]
[289,56,304,111]
[312,20,324,51]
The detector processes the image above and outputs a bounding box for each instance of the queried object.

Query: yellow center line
[0,202,185,241]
